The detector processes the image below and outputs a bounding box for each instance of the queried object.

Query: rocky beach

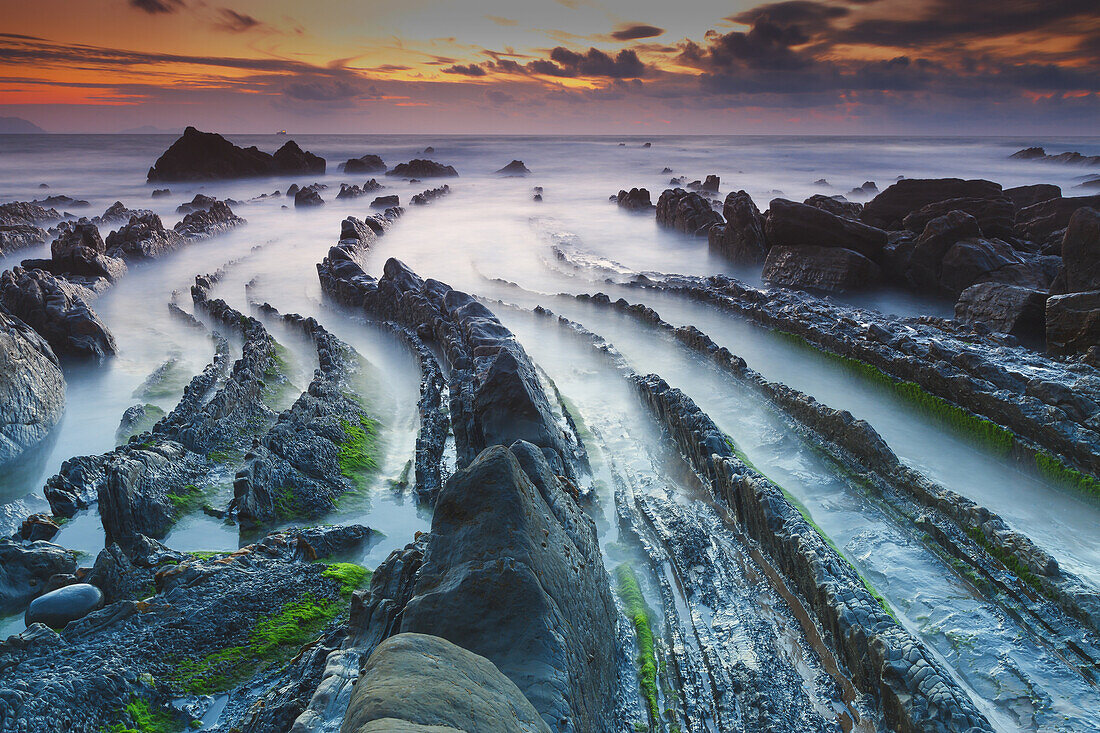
[0,130,1098,733]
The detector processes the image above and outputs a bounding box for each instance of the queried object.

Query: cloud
[442,63,487,76]
[486,89,514,104]
[214,8,262,33]
[129,0,184,13]
[545,46,646,77]
[486,15,518,27]
[610,24,665,41]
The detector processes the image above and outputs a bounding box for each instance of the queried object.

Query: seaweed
[615,563,659,729]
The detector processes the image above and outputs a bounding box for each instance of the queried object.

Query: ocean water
[2,133,1099,730]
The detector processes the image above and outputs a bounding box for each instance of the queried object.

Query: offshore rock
[860,178,1004,229]
[341,154,386,174]
[172,200,245,239]
[409,185,450,206]
[656,188,721,236]
[341,633,550,733]
[955,282,1047,342]
[615,187,653,211]
[371,195,399,209]
[762,244,881,292]
[24,584,104,629]
[494,160,531,176]
[0,308,65,465]
[175,193,216,214]
[92,201,152,227]
[48,219,126,282]
[147,126,326,181]
[0,201,60,227]
[387,160,458,178]
[709,190,768,264]
[765,197,887,259]
[0,267,116,359]
[295,187,324,208]
[0,225,47,257]
[399,444,616,733]
[1046,290,1100,355]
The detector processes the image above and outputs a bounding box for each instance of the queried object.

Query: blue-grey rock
[24,583,103,628]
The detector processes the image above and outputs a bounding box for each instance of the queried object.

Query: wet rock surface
[762,244,881,292]
[387,159,458,178]
[708,189,768,264]
[765,198,887,259]
[859,178,1004,229]
[656,187,722,236]
[0,266,116,359]
[147,126,326,181]
[24,583,103,628]
[0,309,65,465]
[615,187,653,211]
[0,539,77,613]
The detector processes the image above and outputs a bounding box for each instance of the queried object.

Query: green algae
[337,416,380,490]
[615,563,659,728]
[103,698,178,733]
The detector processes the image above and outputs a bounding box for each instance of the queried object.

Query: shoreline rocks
[386,160,458,178]
[0,309,65,465]
[147,126,325,182]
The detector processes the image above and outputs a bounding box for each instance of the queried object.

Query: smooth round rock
[24,583,103,629]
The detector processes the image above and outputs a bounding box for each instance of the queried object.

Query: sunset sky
[1,0,1097,133]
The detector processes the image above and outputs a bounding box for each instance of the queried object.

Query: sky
[0,0,1097,134]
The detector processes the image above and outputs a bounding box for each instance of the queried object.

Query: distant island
[0,116,45,133]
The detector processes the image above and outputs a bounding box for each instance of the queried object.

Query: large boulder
[0,267,116,359]
[0,201,59,227]
[399,444,616,733]
[904,210,983,291]
[1004,184,1060,211]
[901,196,1015,239]
[615,188,652,211]
[0,224,47,257]
[341,633,550,733]
[939,238,1025,296]
[803,193,862,219]
[1046,290,1100,355]
[764,198,887,259]
[495,160,531,176]
[860,178,1004,229]
[104,213,185,259]
[0,309,65,465]
[341,154,386,174]
[48,219,126,282]
[172,200,245,239]
[0,539,76,613]
[146,126,326,181]
[387,160,458,178]
[762,245,881,292]
[955,283,1047,342]
[656,188,722,236]
[1016,195,1100,244]
[1061,207,1100,293]
[24,583,104,629]
[708,190,767,264]
[295,187,325,208]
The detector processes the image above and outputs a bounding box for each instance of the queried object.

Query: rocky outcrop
[1015,195,1100,245]
[708,190,767,264]
[0,225,47,257]
[955,283,1047,342]
[175,194,216,214]
[901,196,1015,239]
[45,220,126,283]
[1046,290,1100,355]
[803,193,862,219]
[1010,147,1100,166]
[0,201,60,227]
[495,160,531,176]
[1061,207,1100,292]
[904,210,983,291]
[0,308,65,465]
[336,180,383,200]
[24,584,104,629]
[294,187,324,208]
[370,195,399,209]
[104,213,185,259]
[1004,184,1060,211]
[172,200,245,239]
[939,237,1025,297]
[92,201,153,227]
[146,126,326,181]
[764,198,887,259]
[387,160,458,178]
[341,633,551,733]
[409,185,450,206]
[0,267,116,359]
[762,244,881,292]
[342,154,386,174]
[860,178,1004,229]
[0,539,76,613]
[615,188,652,211]
[656,188,721,236]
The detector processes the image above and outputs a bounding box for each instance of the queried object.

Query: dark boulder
[410,186,450,206]
[342,154,386,174]
[24,583,104,629]
[146,126,326,181]
[20,514,61,542]
[371,195,400,209]
[150,188,171,198]
[655,188,722,236]
[341,633,551,733]
[335,183,365,200]
[901,196,1015,239]
[955,283,1047,342]
[105,213,185,259]
[387,160,458,178]
[176,193,217,214]
[0,224,47,256]
[708,190,767,264]
[1046,291,1100,355]
[701,174,720,192]
[0,201,60,226]
[0,266,116,359]
[93,201,152,227]
[49,219,126,282]
[762,245,881,292]
[34,195,88,209]
[1060,207,1100,292]
[847,181,878,198]
[803,193,862,219]
[495,160,531,176]
[1015,195,1100,244]
[939,238,1025,296]
[294,187,324,208]
[1004,184,1060,210]
[764,198,887,259]
[0,309,65,466]
[615,188,652,211]
[173,200,245,239]
[860,178,1003,229]
[0,539,76,612]
[1010,147,1046,160]
[904,210,983,290]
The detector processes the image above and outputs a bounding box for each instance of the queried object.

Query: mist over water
[2,133,1099,730]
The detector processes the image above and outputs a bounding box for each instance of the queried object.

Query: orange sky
[1,0,1097,133]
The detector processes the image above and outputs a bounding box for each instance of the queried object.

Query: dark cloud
[728,1,849,27]
[129,0,184,13]
[214,8,262,33]
[486,58,526,73]
[546,47,646,77]
[442,63,487,77]
[611,24,665,41]
[486,89,514,104]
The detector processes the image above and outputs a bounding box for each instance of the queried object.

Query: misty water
[2,133,1099,730]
